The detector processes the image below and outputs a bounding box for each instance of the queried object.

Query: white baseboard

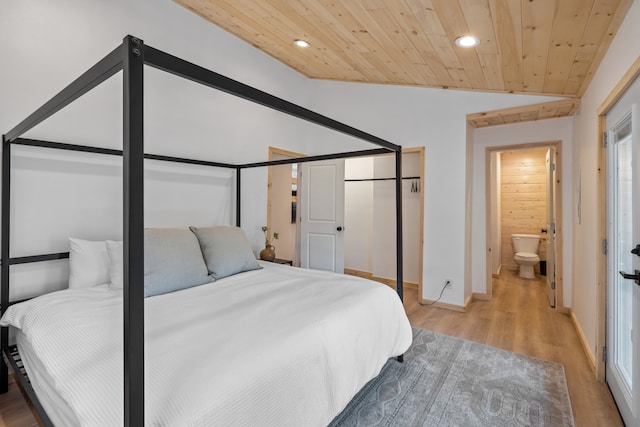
[569,309,596,374]
[492,264,502,278]
[344,268,418,290]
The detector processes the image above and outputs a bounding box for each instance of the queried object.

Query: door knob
[619,270,640,285]
[336,226,343,232]
[631,244,640,256]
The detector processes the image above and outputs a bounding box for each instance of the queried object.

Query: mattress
[1,261,412,426]
[16,330,81,426]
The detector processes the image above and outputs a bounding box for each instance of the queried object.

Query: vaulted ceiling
[174,0,633,98]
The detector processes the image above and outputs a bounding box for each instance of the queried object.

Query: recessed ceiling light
[294,39,310,48]
[455,36,480,48]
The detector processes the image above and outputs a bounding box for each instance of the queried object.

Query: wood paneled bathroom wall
[500,148,548,272]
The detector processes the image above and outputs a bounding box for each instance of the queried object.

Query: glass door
[606,75,640,426]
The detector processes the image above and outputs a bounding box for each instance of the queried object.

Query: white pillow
[106,240,123,288]
[68,238,111,288]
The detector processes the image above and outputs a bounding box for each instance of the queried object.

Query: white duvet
[1,262,412,426]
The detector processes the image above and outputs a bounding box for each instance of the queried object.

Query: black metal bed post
[122,35,145,427]
[395,149,403,302]
[236,167,241,227]
[1,136,10,394]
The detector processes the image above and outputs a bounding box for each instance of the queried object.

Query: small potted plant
[260,226,279,261]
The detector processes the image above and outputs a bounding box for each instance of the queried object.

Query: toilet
[511,234,540,279]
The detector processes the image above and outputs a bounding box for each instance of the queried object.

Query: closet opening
[344,147,424,299]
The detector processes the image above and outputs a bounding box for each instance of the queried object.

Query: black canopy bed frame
[0,35,404,426]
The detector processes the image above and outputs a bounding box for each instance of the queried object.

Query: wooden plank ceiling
[175,0,632,125]
[467,98,580,128]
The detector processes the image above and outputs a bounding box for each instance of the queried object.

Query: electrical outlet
[445,279,452,288]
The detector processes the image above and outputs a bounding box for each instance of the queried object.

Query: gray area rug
[330,328,575,427]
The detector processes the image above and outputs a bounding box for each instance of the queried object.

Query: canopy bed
[0,35,409,426]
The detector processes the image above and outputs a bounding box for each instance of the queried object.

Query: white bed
[1,261,412,426]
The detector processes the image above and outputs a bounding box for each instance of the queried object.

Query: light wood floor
[0,374,38,427]
[405,270,623,427]
[0,270,623,426]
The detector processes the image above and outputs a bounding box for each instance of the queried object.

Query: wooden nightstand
[271,258,293,266]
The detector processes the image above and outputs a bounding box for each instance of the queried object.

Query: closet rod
[345,176,420,182]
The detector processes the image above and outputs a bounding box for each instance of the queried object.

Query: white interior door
[299,159,345,273]
[545,149,556,307]
[606,74,640,426]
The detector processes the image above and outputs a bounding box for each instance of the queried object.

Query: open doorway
[267,146,424,288]
[267,147,304,266]
[266,147,352,273]
[485,142,563,308]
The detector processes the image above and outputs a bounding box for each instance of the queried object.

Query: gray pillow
[144,228,212,297]
[189,226,261,279]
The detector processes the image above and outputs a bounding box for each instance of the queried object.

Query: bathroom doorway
[485,142,563,308]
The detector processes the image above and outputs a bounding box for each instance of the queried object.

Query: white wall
[471,117,574,307]
[0,0,313,297]
[3,0,593,311]
[307,81,560,306]
[572,0,640,360]
[344,158,374,272]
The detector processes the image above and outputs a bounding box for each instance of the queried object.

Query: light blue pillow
[189,226,261,280]
[144,228,212,297]
[108,229,212,297]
